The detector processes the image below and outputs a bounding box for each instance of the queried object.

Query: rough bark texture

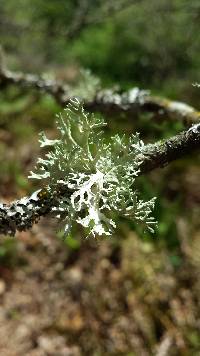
[139,123,200,173]
[0,186,72,236]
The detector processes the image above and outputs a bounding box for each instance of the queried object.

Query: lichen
[29,97,156,237]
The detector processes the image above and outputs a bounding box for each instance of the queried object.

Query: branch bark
[0,65,200,125]
[0,123,200,236]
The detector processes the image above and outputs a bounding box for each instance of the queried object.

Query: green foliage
[69,1,200,96]
[30,98,156,237]
[0,238,17,266]
[2,0,200,100]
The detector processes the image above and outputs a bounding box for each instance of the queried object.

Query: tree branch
[0,65,200,125]
[139,123,200,173]
[0,123,200,236]
[1,53,200,235]
[86,89,200,125]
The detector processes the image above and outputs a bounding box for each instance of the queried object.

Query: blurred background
[0,1,200,355]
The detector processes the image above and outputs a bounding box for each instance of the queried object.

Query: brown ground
[0,218,200,356]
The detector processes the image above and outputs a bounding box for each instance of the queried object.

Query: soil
[0,219,200,356]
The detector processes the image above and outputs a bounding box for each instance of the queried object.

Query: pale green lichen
[29,97,156,237]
